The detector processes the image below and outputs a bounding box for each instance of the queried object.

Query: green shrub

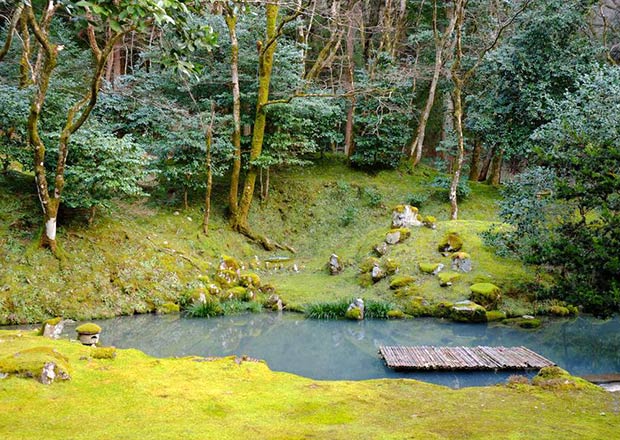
[406,193,430,208]
[339,206,359,226]
[185,300,224,318]
[362,186,383,208]
[364,300,394,319]
[431,176,472,199]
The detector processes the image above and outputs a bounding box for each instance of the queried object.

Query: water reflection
[57,314,620,388]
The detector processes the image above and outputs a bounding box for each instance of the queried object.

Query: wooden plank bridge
[379,346,555,371]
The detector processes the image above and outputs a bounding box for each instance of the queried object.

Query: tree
[0,0,207,255]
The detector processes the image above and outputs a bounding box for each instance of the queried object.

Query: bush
[406,193,430,208]
[431,176,472,199]
[220,300,262,315]
[339,206,359,226]
[362,186,383,208]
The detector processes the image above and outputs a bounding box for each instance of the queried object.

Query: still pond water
[58,313,620,388]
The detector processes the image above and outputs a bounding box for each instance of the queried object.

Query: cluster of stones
[189,255,284,311]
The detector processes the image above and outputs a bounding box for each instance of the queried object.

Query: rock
[328,254,343,275]
[383,258,399,275]
[438,272,460,287]
[219,255,242,271]
[389,275,416,290]
[374,242,388,256]
[486,310,507,322]
[371,263,385,281]
[419,262,443,274]
[157,302,180,314]
[346,298,364,320]
[422,216,437,229]
[451,252,472,272]
[391,205,423,228]
[266,294,284,311]
[40,362,57,385]
[385,231,401,245]
[451,300,487,323]
[469,283,501,309]
[385,228,411,245]
[41,318,64,339]
[438,232,464,255]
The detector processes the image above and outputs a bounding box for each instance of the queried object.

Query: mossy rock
[503,317,542,329]
[0,347,71,382]
[389,275,416,290]
[215,269,239,288]
[76,323,101,335]
[423,216,437,229]
[358,273,374,288]
[240,272,261,288]
[387,310,405,319]
[469,283,501,309]
[92,346,117,360]
[438,272,461,287]
[220,255,241,271]
[389,228,411,241]
[404,297,432,317]
[394,285,419,298]
[549,305,570,317]
[438,232,463,254]
[451,251,471,260]
[227,286,252,302]
[432,301,454,319]
[486,310,507,322]
[345,308,362,320]
[419,262,441,274]
[38,317,63,336]
[359,257,380,273]
[157,302,180,314]
[450,300,487,323]
[383,258,400,275]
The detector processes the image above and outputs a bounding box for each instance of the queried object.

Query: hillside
[0,158,538,324]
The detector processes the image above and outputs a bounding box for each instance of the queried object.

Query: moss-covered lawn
[1,330,618,439]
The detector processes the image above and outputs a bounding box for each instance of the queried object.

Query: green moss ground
[0,330,617,439]
[0,157,534,323]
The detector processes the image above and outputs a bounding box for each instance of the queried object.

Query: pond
[55,313,620,388]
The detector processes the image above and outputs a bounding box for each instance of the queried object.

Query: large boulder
[39,317,65,339]
[469,283,501,309]
[391,205,423,228]
[451,300,487,323]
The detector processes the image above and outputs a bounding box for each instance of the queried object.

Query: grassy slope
[0,157,533,323]
[1,330,618,440]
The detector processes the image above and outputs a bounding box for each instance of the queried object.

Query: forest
[1,1,620,438]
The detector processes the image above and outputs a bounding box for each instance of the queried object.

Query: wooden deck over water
[379,346,555,371]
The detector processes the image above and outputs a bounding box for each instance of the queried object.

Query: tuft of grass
[363,300,394,319]
[185,300,223,318]
[305,298,351,319]
[220,300,262,315]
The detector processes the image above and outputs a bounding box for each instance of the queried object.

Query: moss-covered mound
[390,275,416,289]
[0,346,71,382]
[0,330,616,439]
[438,232,463,254]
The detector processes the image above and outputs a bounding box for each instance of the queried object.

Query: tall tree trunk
[225,11,242,216]
[478,145,494,181]
[344,7,356,157]
[203,103,215,235]
[468,138,482,181]
[232,3,279,233]
[407,1,457,164]
[487,149,503,185]
[449,83,465,220]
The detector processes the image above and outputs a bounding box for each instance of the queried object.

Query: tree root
[233,223,296,253]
